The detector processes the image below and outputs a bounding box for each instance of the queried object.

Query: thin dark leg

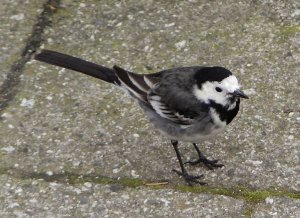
[185,143,224,170]
[171,140,206,186]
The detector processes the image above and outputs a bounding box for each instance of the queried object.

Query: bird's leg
[185,143,224,170]
[171,140,206,185]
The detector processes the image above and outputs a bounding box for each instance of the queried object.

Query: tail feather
[34,50,163,106]
[34,50,119,84]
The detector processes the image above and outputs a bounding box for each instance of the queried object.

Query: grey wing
[147,91,209,125]
[113,65,208,126]
[147,93,195,125]
[147,69,209,125]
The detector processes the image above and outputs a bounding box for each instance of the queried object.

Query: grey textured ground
[0,0,299,217]
[0,0,41,86]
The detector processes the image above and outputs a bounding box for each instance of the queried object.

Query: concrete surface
[0,0,42,86]
[0,0,299,217]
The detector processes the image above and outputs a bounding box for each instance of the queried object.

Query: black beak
[232,89,249,99]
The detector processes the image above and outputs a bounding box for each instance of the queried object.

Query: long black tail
[34,50,119,84]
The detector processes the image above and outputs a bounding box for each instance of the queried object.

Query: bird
[34,49,248,185]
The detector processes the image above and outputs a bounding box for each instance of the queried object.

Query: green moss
[287,192,300,199]
[175,185,300,203]
[26,172,144,188]
[9,170,300,204]
[277,25,300,43]
[239,189,271,203]
[118,178,144,188]
[279,25,300,37]
[0,167,8,175]
[176,185,243,201]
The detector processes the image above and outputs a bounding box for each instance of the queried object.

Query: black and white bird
[35,50,248,185]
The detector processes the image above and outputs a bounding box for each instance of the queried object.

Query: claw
[172,169,207,186]
[185,158,224,170]
[171,140,207,186]
[186,143,224,170]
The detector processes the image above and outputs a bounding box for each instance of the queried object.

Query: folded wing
[113,66,208,126]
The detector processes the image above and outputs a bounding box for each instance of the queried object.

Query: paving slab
[253,197,300,218]
[0,174,246,217]
[0,0,300,217]
[0,0,44,86]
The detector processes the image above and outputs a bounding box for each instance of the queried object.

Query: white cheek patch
[193,83,227,106]
[193,75,240,107]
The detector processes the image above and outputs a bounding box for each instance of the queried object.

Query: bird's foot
[185,157,224,170]
[172,169,206,186]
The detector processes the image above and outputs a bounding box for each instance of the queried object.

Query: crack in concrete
[0,0,60,111]
[3,168,299,204]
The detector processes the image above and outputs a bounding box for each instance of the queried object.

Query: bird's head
[193,67,248,109]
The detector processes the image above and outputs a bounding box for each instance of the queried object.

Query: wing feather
[148,93,194,125]
[113,65,207,126]
[113,66,151,102]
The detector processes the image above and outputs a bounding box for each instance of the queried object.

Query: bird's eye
[215,87,222,92]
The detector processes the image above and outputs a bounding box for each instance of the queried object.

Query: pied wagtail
[35,50,248,185]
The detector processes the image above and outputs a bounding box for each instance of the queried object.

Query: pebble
[10,13,24,20]
[46,171,53,176]
[20,98,35,108]
[175,40,187,49]
[1,146,15,153]
[265,197,274,204]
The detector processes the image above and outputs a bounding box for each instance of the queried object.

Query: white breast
[209,108,226,128]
